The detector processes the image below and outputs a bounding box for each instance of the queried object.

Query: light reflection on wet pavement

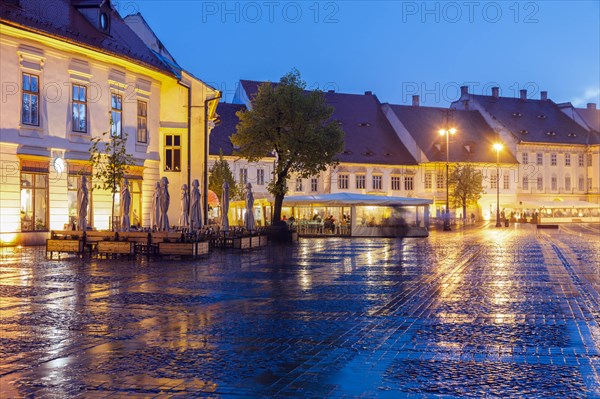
[1,223,599,398]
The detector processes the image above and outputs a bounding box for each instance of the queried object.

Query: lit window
[72,84,87,132]
[240,168,248,185]
[404,176,414,191]
[551,176,557,191]
[565,153,570,166]
[588,154,593,167]
[391,176,401,191]
[338,174,349,189]
[20,172,48,231]
[490,173,498,189]
[111,93,122,137]
[425,173,433,189]
[137,100,147,143]
[295,178,303,192]
[537,177,543,191]
[436,173,445,189]
[565,176,571,191]
[503,175,509,190]
[578,153,584,167]
[521,152,528,165]
[356,174,365,189]
[164,134,181,171]
[22,73,39,126]
[579,176,585,191]
[257,169,265,185]
[372,175,382,190]
[551,153,557,166]
[522,177,529,190]
[536,153,543,166]
[588,178,593,191]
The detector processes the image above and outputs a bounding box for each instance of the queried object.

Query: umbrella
[121,178,131,232]
[159,176,170,231]
[179,184,190,228]
[208,190,220,207]
[77,175,88,231]
[190,179,202,229]
[245,183,255,231]
[221,181,229,231]
[150,182,160,229]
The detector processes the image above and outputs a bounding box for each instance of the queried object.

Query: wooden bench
[46,239,83,259]
[536,224,559,229]
[96,241,135,258]
[85,231,117,242]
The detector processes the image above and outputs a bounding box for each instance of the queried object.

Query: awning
[504,200,600,209]
[283,192,433,207]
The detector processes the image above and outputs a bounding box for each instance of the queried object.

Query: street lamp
[439,127,457,231]
[493,142,503,227]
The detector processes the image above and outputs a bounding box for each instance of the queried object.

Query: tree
[89,118,136,231]
[448,164,485,221]
[208,150,241,200]
[232,69,345,223]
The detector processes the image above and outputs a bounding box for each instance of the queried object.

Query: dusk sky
[122,1,599,107]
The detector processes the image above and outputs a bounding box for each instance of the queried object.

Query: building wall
[0,23,214,244]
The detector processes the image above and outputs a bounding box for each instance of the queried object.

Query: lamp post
[493,143,503,227]
[439,127,456,231]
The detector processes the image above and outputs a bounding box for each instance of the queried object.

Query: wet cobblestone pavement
[1,223,599,398]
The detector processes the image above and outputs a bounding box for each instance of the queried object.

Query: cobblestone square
[1,223,599,398]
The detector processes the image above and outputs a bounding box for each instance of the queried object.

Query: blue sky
[122,1,600,107]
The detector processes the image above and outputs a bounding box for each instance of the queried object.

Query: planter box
[158,242,209,256]
[97,241,134,256]
[46,239,82,258]
[232,236,252,249]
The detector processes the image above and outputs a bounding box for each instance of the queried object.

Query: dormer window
[357,122,370,127]
[545,131,556,137]
[99,12,109,33]
[519,129,529,134]
[567,133,577,137]
[537,114,547,119]
[512,112,523,117]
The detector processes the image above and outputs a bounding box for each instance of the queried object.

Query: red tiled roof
[0,0,176,76]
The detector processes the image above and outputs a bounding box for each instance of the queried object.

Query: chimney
[540,91,548,101]
[491,87,499,98]
[327,89,335,93]
[412,95,420,107]
[587,103,597,110]
[460,86,469,96]
[520,89,527,100]
[364,91,372,96]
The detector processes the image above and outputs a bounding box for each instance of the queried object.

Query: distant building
[0,0,219,245]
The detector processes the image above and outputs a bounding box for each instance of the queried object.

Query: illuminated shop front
[282,193,432,237]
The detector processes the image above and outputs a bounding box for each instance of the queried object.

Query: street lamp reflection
[439,127,457,231]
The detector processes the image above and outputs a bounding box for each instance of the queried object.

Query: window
[137,100,147,143]
[565,153,571,166]
[551,153,557,166]
[565,176,571,191]
[20,173,48,231]
[425,173,433,189]
[72,84,87,132]
[22,73,39,126]
[551,176,557,191]
[295,178,303,192]
[522,177,529,190]
[372,175,382,190]
[537,177,543,191]
[240,168,248,185]
[111,93,122,137]
[164,134,181,171]
[257,169,265,186]
[588,178,593,191]
[503,175,509,190]
[436,173,445,189]
[391,176,401,191]
[311,178,318,192]
[579,176,585,191]
[521,152,528,165]
[356,174,365,189]
[536,153,543,166]
[404,176,414,191]
[588,154,593,166]
[338,174,349,189]
[578,153,585,167]
[490,172,498,189]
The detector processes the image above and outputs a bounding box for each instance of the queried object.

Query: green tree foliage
[89,118,136,230]
[448,164,485,220]
[209,151,240,200]
[231,69,345,223]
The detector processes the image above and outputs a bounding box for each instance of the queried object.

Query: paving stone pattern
[0,223,599,398]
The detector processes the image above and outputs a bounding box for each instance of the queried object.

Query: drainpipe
[204,92,221,225]
[177,81,192,227]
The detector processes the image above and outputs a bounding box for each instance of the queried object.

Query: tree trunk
[463,204,467,224]
[271,170,289,225]
[273,193,284,224]
[111,190,116,231]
